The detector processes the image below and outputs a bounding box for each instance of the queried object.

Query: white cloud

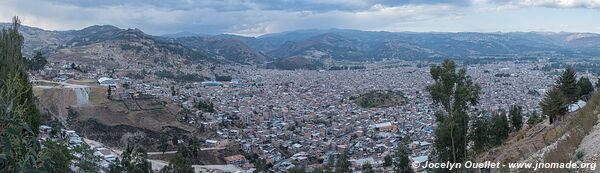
[0,0,462,36]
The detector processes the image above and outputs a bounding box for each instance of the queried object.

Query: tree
[289,165,306,173]
[578,77,593,98]
[361,163,374,173]
[165,153,194,173]
[24,52,48,71]
[74,144,101,173]
[509,105,523,131]
[37,140,73,173]
[383,155,393,167]
[469,116,490,154]
[557,66,580,103]
[171,86,176,96]
[0,16,40,134]
[0,17,44,172]
[324,154,335,173]
[540,87,568,124]
[159,133,168,155]
[108,158,124,173]
[121,145,151,173]
[427,59,480,165]
[335,152,351,173]
[395,139,412,173]
[490,111,510,146]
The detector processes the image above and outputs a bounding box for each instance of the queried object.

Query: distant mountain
[7,23,600,70]
[175,35,268,64]
[160,31,208,38]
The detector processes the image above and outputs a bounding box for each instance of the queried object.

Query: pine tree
[121,145,151,173]
[37,140,73,172]
[0,16,40,133]
[166,152,193,173]
[395,139,413,173]
[0,16,45,172]
[578,77,593,98]
[509,105,523,131]
[73,144,101,173]
[491,110,509,146]
[557,66,580,103]
[335,152,351,173]
[361,163,374,173]
[427,59,480,166]
[540,87,567,124]
[469,116,490,153]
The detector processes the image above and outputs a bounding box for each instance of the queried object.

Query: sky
[0,0,599,36]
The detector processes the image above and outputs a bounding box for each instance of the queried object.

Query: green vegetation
[0,17,40,134]
[427,59,480,166]
[558,66,580,103]
[155,70,207,82]
[24,52,48,71]
[540,66,583,124]
[73,144,102,173]
[165,153,194,173]
[266,56,324,70]
[0,17,47,172]
[215,75,232,82]
[288,166,307,173]
[540,87,567,124]
[395,139,412,173]
[120,145,152,173]
[352,90,407,108]
[335,151,351,173]
[38,141,73,172]
[196,100,215,113]
[361,163,374,173]
[509,105,523,131]
[491,111,510,146]
[544,87,600,171]
[469,116,491,153]
[578,77,593,98]
[329,65,366,70]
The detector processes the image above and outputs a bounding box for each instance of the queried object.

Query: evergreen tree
[469,116,490,153]
[361,163,374,173]
[121,145,151,173]
[0,16,40,134]
[74,144,101,173]
[24,52,48,71]
[335,152,351,173]
[0,17,45,172]
[395,139,413,173]
[159,133,168,155]
[509,105,523,131]
[165,153,194,173]
[557,66,580,103]
[324,154,335,173]
[383,155,393,167]
[427,59,480,165]
[37,140,73,173]
[491,111,509,146]
[540,87,568,124]
[578,77,593,98]
[108,158,124,173]
[289,165,306,173]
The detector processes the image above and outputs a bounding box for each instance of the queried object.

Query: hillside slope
[477,92,600,173]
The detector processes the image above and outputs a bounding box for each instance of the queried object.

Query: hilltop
[477,91,600,172]
[5,23,600,70]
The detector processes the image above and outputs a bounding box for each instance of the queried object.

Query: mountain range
[2,23,600,69]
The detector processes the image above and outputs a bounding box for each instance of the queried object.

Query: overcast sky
[1,0,599,36]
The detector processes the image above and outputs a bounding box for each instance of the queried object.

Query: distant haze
[1,0,600,36]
